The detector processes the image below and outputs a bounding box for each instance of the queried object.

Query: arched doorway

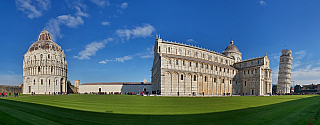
[60,78,65,93]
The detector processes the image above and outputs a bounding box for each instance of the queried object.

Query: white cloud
[259,1,267,6]
[7,70,15,75]
[186,39,197,44]
[98,46,154,64]
[101,21,110,26]
[65,49,72,52]
[46,18,61,41]
[15,0,51,19]
[115,56,133,63]
[0,74,22,86]
[140,46,154,58]
[294,50,306,60]
[99,59,112,64]
[120,2,128,9]
[291,65,320,85]
[116,24,156,41]
[99,61,107,64]
[46,14,84,41]
[58,14,84,28]
[89,0,109,8]
[75,6,89,17]
[74,38,113,60]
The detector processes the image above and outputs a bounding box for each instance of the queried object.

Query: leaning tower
[277,49,293,94]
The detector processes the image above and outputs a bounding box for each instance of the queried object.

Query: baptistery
[23,29,67,94]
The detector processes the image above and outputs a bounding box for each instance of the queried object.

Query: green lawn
[0,95,319,125]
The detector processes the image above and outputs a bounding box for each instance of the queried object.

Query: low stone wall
[68,86,78,93]
[0,85,23,93]
[79,84,152,94]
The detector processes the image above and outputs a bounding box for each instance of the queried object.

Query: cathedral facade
[151,36,272,96]
[23,29,68,94]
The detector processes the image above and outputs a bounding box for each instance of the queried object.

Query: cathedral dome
[28,29,62,52]
[223,39,240,53]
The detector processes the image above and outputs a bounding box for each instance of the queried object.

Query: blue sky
[1,0,320,86]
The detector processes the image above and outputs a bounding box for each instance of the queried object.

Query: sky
[1,0,320,86]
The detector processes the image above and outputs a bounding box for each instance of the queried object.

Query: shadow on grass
[0,96,319,125]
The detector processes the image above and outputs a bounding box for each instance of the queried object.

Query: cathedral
[151,36,272,96]
[23,29,68,94]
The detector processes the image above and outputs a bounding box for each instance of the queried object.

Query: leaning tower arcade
[277,49,293,94]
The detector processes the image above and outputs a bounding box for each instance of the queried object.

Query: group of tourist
[0,92,20,97]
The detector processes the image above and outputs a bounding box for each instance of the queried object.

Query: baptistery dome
[28,30,62,52]
[23,29,67,94]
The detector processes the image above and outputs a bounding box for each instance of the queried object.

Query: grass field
[0,95,319,125]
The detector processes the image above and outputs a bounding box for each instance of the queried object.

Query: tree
[67,80,74,87]
[272,85,277,94]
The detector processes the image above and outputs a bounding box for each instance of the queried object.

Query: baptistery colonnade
[23,29,67,94]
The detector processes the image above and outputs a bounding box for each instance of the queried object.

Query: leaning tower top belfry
[277,48,293,94]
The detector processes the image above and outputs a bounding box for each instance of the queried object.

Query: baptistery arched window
[193,75,197,81]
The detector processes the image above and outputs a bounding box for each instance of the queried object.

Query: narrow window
[189,62,191,67]
[159,46,160,52]
[222,79,224,83]
[203,54,205,58]
[48,54,50,59]
[251,70,253,74]
[49,80,50,86]
[248,71,249,74]
[205,76,207,82]
[221,59,223,63]
[183,61,185,66]
[236,81,237,84]
[255,69,257,73]
[226,60,228,64]
[220,67,222,71]
[195,52,198,57]
[230,80,232,84]
[194,75,197,81]
[196,63,198,68]
[169,59,171,64]
[258,60,259,64]
[209,56,211,60]
[176,60,178,65]
[56,80,57,85]
[38,67,40,72]
[211,65,213,70]
[41,79,43,85]
[201,64,203,68]
[168,47,170,52]
[181,75,184,80]
[214,78,216,82]
[245,81,246,86]
[215,66,217,71]
[34,80,35,85]
[215,57,217,61]
[224,68,225,72]
[187,50,190,55]
[206,65,208,69]
[244,71,245,75]
[227,69,229,73]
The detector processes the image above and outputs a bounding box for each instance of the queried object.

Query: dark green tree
[67,80,74,87]
[272,85,277,94]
